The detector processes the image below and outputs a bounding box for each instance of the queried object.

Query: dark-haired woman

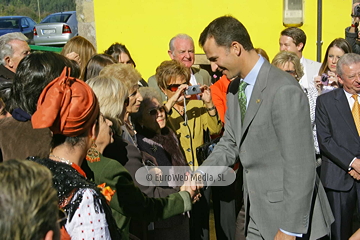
[314,38,352,94]
[29,68,120,239]
[83,54,117,81]
[105,42,148,86]
[0,51,79,161]
[132,86,190,239]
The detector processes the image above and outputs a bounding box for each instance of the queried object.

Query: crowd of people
[1,4,360,240]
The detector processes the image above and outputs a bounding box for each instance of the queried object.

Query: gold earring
[86,141,100,162]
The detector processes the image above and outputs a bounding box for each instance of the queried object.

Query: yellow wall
[94,0,351,80]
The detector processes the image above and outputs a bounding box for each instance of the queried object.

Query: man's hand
[180,172,202,203]
[350,158,360,174]
[274,230,296,240]
[349,169,360,180]
[353,3,360,17]
[190,172,204,191]
[351,3,360,34]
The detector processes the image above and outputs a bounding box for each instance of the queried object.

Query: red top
[210,75,230,123]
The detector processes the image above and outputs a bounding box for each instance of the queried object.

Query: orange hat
[32,67,100,137]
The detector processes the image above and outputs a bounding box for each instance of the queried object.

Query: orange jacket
[210,75,230,123]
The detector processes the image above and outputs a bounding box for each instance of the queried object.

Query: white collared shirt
[344,89,360,110]
[190,73,197,86]
[344,89,360,169]
[299,57,309,88]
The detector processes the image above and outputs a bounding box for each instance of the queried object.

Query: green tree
[1,0,76,22]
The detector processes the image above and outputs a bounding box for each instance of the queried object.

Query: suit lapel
[334,89,359,139]
[241,62,269,135]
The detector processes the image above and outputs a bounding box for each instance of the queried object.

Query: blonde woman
[61,36,96,79]
[86,75,197,239]
[99,63,143,146]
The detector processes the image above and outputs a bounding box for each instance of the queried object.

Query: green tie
[238,80,248,123]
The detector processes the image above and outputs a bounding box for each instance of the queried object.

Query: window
[283,0,303,27]
[41,14,72,23]
[21,18,29,27]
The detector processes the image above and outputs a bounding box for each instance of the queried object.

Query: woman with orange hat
[29,68,120,240]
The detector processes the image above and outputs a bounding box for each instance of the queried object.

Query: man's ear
[338,75,344,85]
[296,42,304,52]
[231,42,242,56]
[168,50,175,60]
[4,56,12,68]
[44,230,54,240]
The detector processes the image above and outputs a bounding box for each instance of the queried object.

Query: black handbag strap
[203,128,211,144]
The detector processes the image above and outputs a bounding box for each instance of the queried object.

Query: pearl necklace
[49,154,72,165]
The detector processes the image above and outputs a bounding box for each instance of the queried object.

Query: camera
[354,5,360,17]
[185,85,202,95]
[321,73,329,86]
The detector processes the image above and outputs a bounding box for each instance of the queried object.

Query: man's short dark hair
[199,16,254,51]
[280,27,307,51]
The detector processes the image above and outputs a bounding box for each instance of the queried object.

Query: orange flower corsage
[98,183,116,203]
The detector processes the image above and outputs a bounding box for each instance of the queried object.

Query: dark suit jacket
[316,88,360,191]
[200,60,333,239]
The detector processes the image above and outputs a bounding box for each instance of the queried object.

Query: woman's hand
[327,71,339,88]
[200,85,212,104]
[66,52,81,65]
[180,172,202,203]
[314,75,323,94]
[164,84,188,112]
[199,85,217,115]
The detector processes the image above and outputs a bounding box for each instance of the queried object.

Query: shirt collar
[344,89,360,98]
[243,55,265,85]
[300,56,305,64]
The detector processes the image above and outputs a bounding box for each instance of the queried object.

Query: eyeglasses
[166,82,187,92]
[148,106,165,116]
[58,208,68,225]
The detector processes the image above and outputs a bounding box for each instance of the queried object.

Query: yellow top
[166,100,222,168]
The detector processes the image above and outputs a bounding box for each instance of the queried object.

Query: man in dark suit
[316,53,360,240]
[196,16,334,239]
